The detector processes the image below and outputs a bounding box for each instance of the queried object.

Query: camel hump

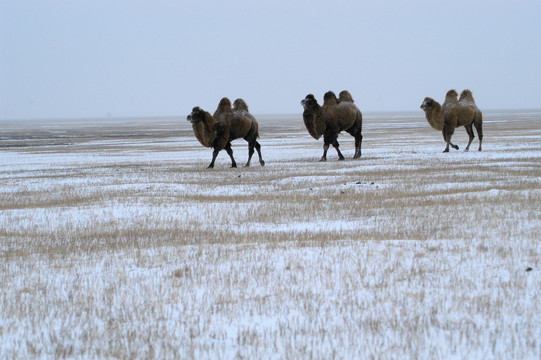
[217,97,232,108]
[214,97,232,117]
[323,91,338,105]
[459,89,476,104]
[445,89,458,103]
[233,98,249,112]
[338,90,354,103]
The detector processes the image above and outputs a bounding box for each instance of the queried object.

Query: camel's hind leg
[353,133,363,159]
[245,141,254,167]
[245,140,264,167]
[474,114,483,151]
[254,141,265,166]
[464,124,475,152]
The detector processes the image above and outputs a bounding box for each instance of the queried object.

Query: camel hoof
[443,149,449,153]
[338,157,345,161]
[231,164,237,168]
[319,158,327,162]
[260,161,265,166]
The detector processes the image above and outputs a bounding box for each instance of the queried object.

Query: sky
[1,0,540,120]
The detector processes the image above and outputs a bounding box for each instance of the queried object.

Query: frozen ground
[1,110,540,358]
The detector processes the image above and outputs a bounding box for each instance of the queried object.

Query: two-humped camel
[421,89,483,152]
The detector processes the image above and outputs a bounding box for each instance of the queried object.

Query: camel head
[301,94,320,111]
[187,106,207,124]
[233,98,249,112]
[338,90,354,103]
[323,91,339,106]
[420,97,436,111]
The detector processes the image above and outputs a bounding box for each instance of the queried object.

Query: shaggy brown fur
[338,90,355,103]
[301,90,363,161]
[300,94,326,141]
[458,89,483,151]
[233,98,249,111]
[420,89,483,152]
[459,89,475,103]
[187,97,264,168]
[187,107,215,148]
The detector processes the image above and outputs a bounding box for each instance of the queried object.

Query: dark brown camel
[301,91,363,161]
[420,89,483,152]
[187,97,265,168]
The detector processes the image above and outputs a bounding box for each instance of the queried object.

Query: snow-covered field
[1,111,540,359]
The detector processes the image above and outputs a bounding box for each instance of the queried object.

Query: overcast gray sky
[1,0,540,120]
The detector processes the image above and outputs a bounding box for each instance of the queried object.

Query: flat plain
[1,110,540,359]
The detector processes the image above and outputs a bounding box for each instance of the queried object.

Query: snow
[1,111,540,358]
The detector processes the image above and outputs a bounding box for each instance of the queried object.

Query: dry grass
[1,111,540,358]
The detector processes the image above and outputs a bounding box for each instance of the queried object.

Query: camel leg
[245,141,254,167]
[353,133,363,159]
[442,124,458,152]
[320,143,329,161]
[254,141,265,166]
[474,117,483,151]
[442,129,450,152]
[443,139,459,152]
[333,140,345,161]
[225,143,237,168]
[464,124,475,152]
[208,148,220,169]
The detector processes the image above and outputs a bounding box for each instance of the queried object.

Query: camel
[187,97,265,168]
[301,90,363,161]
[420,89,483,152]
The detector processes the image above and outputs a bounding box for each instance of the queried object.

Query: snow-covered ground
[1,111,540,358]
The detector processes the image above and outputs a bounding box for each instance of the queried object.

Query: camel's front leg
[320,143,329,161]
[225,143,237,168]
[208,148,220,168]
[442,123,458,152]
[333,140,345,160]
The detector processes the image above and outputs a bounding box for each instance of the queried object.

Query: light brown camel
[187,97,264,168]
[301,91,363,161]
[420,89,483,152]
